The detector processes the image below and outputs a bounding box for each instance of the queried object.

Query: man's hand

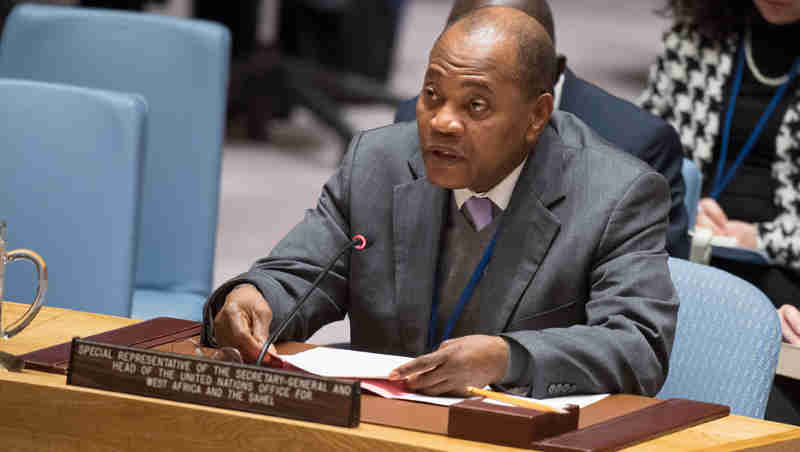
[696,198,757,249]
[778,305,800,345]
[213,284,275,364]
[387,335,509,396]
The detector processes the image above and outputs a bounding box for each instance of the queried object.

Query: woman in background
[639,0,800,424]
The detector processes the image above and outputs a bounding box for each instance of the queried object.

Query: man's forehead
[427,26,516,81]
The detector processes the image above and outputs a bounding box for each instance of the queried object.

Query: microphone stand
[256,234,367,365]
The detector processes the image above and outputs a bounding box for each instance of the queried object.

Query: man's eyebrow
[423,68,442,80]
[461,80,492,92]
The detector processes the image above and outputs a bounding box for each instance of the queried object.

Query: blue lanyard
[712,42,800,199]
[427,230,499,350]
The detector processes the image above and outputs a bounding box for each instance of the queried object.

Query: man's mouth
[428,147,463,162]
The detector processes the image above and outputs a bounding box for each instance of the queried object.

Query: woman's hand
[778,305,800,345]
[695,198,757,249]
[696,198,729,235]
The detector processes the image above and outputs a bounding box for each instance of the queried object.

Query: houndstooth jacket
[639,22,800,271]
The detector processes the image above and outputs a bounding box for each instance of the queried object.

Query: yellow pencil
[466,386,567,414]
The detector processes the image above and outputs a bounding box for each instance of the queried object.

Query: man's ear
[526,92,554,144]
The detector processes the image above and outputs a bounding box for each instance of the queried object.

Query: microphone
[256,234,369,365]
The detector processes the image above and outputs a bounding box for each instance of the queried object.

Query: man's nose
[430,104,464,135]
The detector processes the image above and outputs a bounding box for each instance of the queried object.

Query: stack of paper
[277,347,608,408]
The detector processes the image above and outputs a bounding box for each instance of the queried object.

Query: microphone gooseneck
[256,234,368,365]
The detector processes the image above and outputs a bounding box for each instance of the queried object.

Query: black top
[704,17,800,222]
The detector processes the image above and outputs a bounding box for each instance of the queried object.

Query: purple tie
[464,196,494,231]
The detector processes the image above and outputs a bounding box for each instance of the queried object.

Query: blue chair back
[0,4,231,320]
[681,158,702,229]
[0,79,146,316]
[659,258,781,418]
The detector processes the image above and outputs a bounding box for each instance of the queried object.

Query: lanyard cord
[711,41,800,199]
[427,230,499,350]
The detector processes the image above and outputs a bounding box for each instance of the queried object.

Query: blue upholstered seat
[659,258,781,418]
[0,79,146,317]
[681,158,702,229]
[0,4,231,320]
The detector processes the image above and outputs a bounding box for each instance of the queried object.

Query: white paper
[278,347,470,405]
[482,393,609,409]
[278,347,610,408]
[360,380,467,406]
[278,347,413,378]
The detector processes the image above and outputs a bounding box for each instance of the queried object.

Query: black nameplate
[67,339,360,427]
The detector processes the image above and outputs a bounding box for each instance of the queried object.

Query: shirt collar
[453,156,527,211]
[553,72,564,109]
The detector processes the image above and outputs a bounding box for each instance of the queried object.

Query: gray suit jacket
[204,111,678,398]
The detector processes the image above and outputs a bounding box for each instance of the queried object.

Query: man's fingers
[388,351,445,380]
[417,378,462,396]
[250,308,271,346]
[228,309,267,363]
[239,332,268,364]
[405,368,449,391]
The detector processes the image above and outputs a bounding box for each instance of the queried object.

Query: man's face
[417,28,540,193]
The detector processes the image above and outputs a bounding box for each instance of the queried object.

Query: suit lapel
[478,126,569,333]
[393,152,448,355]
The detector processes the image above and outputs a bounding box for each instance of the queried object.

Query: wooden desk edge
[696,428,800,452]
[0,369,521,452]
[5,370,800,452]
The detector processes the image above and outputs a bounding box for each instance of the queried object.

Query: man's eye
[423,87,437,99]
[470,100,487,112]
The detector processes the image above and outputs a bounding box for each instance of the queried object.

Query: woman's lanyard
[427,230,499,350]
[711,40,800,199]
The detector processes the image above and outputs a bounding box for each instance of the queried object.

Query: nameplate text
[67,339,360,427]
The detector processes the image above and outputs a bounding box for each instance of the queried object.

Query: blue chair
[681,158,702,229]
[0,79,146,316]
[659,258,781,418]
[0,4,231,320]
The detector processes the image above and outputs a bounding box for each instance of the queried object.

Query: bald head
[446,0,555,46]
[437,6,556,98]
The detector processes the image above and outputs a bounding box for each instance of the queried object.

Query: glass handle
[2,249,47,339]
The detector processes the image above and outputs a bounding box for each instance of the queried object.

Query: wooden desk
[3,301,800,452]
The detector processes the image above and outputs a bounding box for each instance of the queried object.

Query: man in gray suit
[395,0,689,259]
[204,7,678,398]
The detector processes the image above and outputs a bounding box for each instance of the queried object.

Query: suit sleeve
[202,134,361,345]
[501,171,678,397]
